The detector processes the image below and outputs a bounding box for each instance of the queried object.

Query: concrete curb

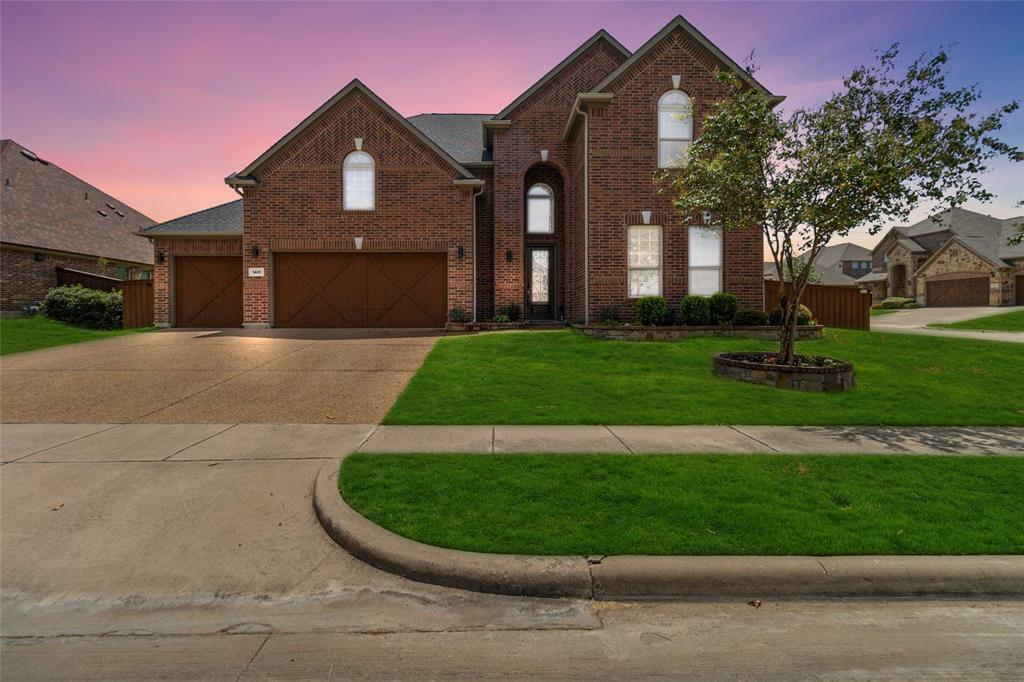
[314,459,1024,599]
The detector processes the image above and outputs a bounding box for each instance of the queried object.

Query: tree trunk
[776,292,800,365]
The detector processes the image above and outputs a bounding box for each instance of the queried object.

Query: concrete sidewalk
[2,423,1022,461]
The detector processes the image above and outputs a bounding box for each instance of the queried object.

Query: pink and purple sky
[2,1,1022,250]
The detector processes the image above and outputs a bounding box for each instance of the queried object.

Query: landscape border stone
[578,324,823,342]
[314,458,1024,600]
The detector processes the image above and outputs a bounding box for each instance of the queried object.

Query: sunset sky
[2,1,1022,250]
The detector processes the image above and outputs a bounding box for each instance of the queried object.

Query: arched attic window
[658,90,692,168]
[527,183,554,233]
[343,151,375,210]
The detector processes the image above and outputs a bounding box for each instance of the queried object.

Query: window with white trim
[343,151,375,210]
[526,183,554,233]
[628,225,662,297]
[658,90,692,168]
[688,227,722,295]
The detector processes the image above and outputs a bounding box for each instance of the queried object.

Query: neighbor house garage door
[175,256,243,327]
[926,277,989,307]
[274,252,446,328]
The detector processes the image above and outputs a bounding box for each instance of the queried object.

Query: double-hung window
[628,225,662,297]
[688,227,722,295]
[343,151,375,210]
[658,90,692,168]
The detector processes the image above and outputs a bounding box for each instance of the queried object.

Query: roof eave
[561,93,615,141]
[136,230,243,238]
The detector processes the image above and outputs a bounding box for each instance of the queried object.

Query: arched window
[526,183,553,233]
[343,151,375,210]
[658,90,692,168]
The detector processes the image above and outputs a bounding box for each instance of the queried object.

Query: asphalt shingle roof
[407,114,493,164]
[138,199,243,236]
[897,207,1023,267]
[0,139,155,264]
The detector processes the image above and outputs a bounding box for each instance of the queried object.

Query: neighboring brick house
[1,139,155,314]
[763,243,874,287]
[856,207,1024,306]
[139,16,778,328]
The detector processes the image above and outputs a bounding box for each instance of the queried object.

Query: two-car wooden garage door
[274,252,446,328]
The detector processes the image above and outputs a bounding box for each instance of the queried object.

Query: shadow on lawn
[801,426,1024,455]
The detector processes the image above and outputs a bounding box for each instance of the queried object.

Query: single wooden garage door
[926,277,989,307]
[1017,275,1024,306]
[175,256,243,327]
[274,252,446,328]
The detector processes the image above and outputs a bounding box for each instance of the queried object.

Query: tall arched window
[527,183,553,233]
[658,90,692,168]
[343,151,375,210]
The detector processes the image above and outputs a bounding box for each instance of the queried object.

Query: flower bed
[713,351,853,392]
[578,324,823,342]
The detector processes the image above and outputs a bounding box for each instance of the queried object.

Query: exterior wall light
[506,250,514,262]
[156,253,166,264]
[250,244,261,257]
[458,245,465,259]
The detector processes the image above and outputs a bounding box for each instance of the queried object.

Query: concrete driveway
[873,305,1023,343]
[0,328,440,423]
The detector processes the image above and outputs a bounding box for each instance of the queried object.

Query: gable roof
[491,30,630,121]
[407,114,493,164]
[0,139,155,264]
[592,15,777,97]
[227,80,475,185]
[138,199,242,237]
[899,207,1020,267]
[805,242,872,269]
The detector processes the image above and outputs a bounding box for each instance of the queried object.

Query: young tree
[668,46,1021,364]
[781,257,821,285]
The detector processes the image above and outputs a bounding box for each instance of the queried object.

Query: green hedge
[41,285,123,330]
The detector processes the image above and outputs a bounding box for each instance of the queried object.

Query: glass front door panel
[530,250,549,303]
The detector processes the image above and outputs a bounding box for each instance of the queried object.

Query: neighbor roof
[593,15,777,97]
[897,207,1022,267]
[407,114,494,164]
[227,80,475,185]
[138,199,242,237]
[0,139,155,264]
[804,242,872,270]
[491,30,630,121]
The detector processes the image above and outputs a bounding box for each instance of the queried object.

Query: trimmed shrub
[708,292,738,325]
[503,303,522,321]
[732,309,769,326]
[449,307,469,323]
[680,295,711,326]
[634,296,668,326]
[42,285,123,329]
[878,296,920,309]
[768,304,815,326]
[599,306,622,325]
[493,313,511,323]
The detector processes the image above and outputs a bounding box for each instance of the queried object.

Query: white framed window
[628,225,662,298]
[688,227,722,295]
[343,151,375,210]
[658,90,693,168]
[527,183,554,233]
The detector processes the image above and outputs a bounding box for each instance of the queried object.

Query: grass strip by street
[340,453,1024,556]
[869,308,900,316]
[928,309,1024,332]
[0,316,152,355]
[385,329,1024,426]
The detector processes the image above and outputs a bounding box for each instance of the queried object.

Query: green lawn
[341,453,1024,556]
[929,309,1024,332]
[869,308,900,316]
[385,329,1024,426]
[0,316,151,356]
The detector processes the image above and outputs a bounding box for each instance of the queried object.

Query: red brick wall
[152,238,242,325]
[585,27,764,321]
[472,166,495,321]
[492,40,626,315]
[1,246,145,312]
[241,89,475,326]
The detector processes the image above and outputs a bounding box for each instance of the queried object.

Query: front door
[525,245,555,320]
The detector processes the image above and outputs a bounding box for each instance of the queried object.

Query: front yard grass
[928,309,1024,332]
[341,453,1024,556]
[0,316,151,356]
[385,328,1024,426]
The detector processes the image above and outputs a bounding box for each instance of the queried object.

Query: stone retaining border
[578,324,823,342]
[314,459,1024,600]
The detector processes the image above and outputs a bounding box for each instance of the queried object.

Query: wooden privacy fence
[55,267,120,292]
[764,281,871,330]
[120,280,154,328]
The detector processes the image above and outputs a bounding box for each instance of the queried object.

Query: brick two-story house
[140,16,777,328]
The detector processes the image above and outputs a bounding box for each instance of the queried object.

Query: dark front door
[525,245,555,320]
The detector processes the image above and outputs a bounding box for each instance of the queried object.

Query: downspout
[471,184,484,323]
[575,102,590,323]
